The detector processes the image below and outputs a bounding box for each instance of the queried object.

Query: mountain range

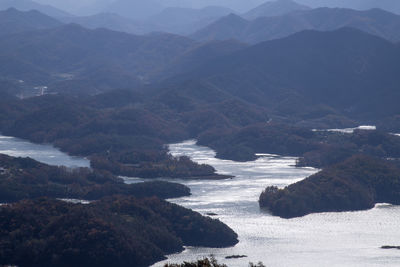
[192,7,400,43]
[62,6,235,35]
[0,0,70,17]
[0,8,62,36]
[1,6,400,126]
[60,13,147,34]
[145,6,234,35]
[177,27,400,122]
[297,0,400,15]
[0,23,199,93]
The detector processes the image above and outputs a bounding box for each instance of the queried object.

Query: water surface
[313,125,376,134]
[0,135,90,168]
[151,140,400,267]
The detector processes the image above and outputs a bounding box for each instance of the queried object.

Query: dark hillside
[260,156,400,218]
[0,196,238,267]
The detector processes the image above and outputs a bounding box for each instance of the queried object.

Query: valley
[1,0,400,266]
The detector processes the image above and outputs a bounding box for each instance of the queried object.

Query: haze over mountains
[297,0,400,14]
[0,21,203,93]
[179,28,400,121]
[1,0,400,126]
[28,0,400,16]
[2,0,400,37]
[244,0,310,19]
[0,0,70,17]
[0,8,61,36]
[1,4,400,125]
[2,1,400,265]
[192,7,400,43]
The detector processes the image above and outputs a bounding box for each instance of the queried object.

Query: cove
[0,135,90,168]
[151,140,400,267]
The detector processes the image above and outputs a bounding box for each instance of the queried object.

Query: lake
[1,135,399,266]
[150,140,400,267]
[0,135,90,168]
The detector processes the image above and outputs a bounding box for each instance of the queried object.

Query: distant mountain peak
[190,13,249,42]
[221,13,248,23]
[0,0,71,18]
[0,7,62,36]
[244,0,310,19]
[193,6,400,44]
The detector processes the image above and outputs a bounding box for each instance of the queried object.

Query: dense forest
[198,123,400,168]
[0,153,191,202]
[1,23,400,180]
[1,3,400,266]
[0,89,269,179]
[0,196,238,267]
[259,156,400,218]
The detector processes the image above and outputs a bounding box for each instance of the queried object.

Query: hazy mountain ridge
[145,6,235,35]
[192,7,400,43]
[297,0,400,14]
[0,0,71,17]
[0,8,62,36]
[244,0,310,19]
[179,28,400,122]
[0,23,199,93]
[59,13,150,35]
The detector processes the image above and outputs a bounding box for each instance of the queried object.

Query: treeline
[2,85,400,179]
[0,153,190,202]
[164,257,266,267]
[259,155,400,218]
[91,154,226,179]
[198,122,400,168]
[198,123,318,161]
[0,196,238,267]
[0,89,269,179]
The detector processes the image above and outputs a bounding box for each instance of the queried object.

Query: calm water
[150,140,400,267]
[0,135,90,168]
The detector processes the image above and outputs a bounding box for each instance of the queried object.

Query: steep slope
[192,7,400,44]
[0,8,62,36]
[244,0,310,20]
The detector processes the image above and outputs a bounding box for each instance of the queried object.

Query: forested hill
[0,23,197,93]
[175,27,400,122]
[0,196,238,267]
[0,153,191,202]
[259,156,400,218]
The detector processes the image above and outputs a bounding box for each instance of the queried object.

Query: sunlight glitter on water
[151,140,400,267]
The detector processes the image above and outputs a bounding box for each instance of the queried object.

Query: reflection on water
[58,199,91,204]
[150,140,400,267]
[0,135,90,168]
[313,125,376,134]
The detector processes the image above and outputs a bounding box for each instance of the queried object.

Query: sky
[29,0,400,17]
